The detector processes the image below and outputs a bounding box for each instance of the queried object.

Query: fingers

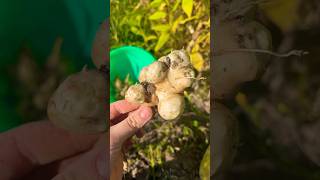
[0,120,100,180]
[52,134,107,180]
[110,100,140,120]
[108,106,152,180]
[110,113,128,126]
[110,106,153,145]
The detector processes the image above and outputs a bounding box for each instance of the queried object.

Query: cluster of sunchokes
[125,50,196,121]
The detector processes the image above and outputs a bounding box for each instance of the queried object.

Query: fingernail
[96,151,107,178]
[139,107,152,120]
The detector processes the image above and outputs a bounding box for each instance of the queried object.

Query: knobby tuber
[47,21,108,133]
[125,84,146,104]
[125,49,196,120]
[139,61,168,83]
[213,20,272,99]
[157,94,185,120]
[47,68,107,133]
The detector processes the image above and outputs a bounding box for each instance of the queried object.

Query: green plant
[110,0,210,71]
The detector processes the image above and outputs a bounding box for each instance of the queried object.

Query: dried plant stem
[185,76,206,80]
[214,48,309,58]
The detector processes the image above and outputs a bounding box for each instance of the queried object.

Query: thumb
[110,106,153,145]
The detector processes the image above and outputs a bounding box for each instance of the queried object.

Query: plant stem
[214,48,309,58]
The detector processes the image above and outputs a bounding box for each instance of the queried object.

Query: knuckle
[126,113,142,129]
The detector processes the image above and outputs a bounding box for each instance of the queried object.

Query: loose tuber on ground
[125,49,196,121]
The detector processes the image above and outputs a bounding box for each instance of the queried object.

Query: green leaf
[180,15,198,24]
[171,15,183,33]
[171,0,181,12]
[199,146,210,180]
[130,26,145,39]
[192,120,199,127]
[151,24,170,31]
[182,0,193,18]
[128,16,141,26]
[149,11,167,20]
[145,35,157,42]
[130,26,139,34]
[190,52,204,71]
[149,0,163,7]
[155,32,170,52]
[191,43,200,53]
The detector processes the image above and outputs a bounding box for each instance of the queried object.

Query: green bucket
[110,46,155,103]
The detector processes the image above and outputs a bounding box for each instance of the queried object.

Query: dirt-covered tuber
[168,66,195,93]
[139,61,168,83]
[125,84,146,104]
[213,20,272,99]
[125,50,195,120]
[47,68,107,133]
[159,49,191,69]
[46,20,109,134]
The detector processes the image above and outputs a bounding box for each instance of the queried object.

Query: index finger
[110,100,140,120]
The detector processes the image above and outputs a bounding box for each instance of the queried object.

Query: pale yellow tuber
[159,49,191,69]
[157,94,185,120]
[154,77,181,94]
[125,50,195,120]
[125,84,146,104]
[213,20,272,99]
[167,66,195,93]
[139,61,168,83]
[47,68,107,133]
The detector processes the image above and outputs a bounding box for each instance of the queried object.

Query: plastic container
[110,46,155,103]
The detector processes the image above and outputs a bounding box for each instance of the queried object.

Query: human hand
[0,100,152,180]
[109,100,153,180]
[0,120,107,180]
